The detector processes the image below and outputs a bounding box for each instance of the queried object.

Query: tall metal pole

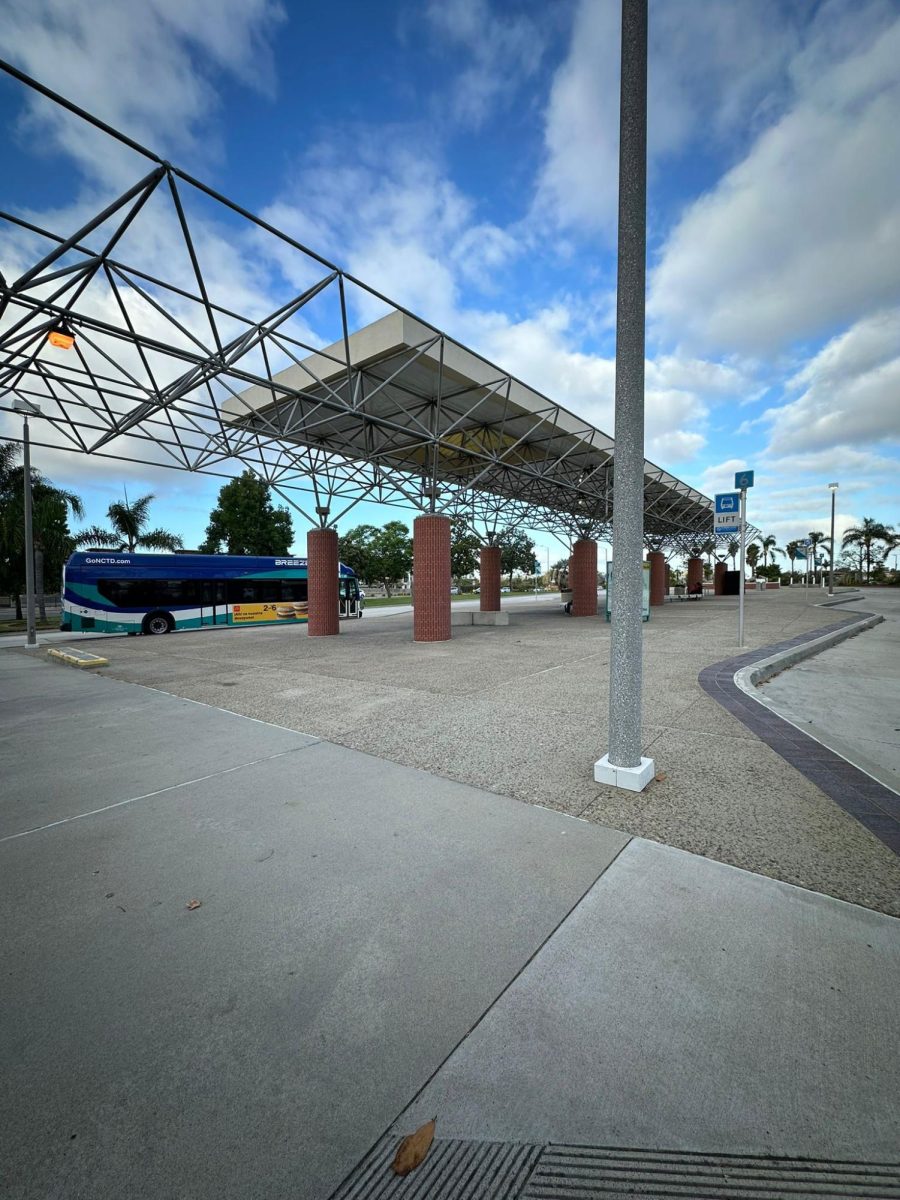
[607,0,648,771]
[738,488,746,649]
[828,485,837,596]
[22,414,37,647]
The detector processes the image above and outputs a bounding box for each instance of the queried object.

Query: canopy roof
[227,310,716,539]
[0,57,748,549]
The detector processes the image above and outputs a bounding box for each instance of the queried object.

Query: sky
[0,0,898,566]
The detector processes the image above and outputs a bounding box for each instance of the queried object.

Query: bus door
[339,577,362,619]
[200,580,228,626]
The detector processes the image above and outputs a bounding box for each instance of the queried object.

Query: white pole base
[594,753,656,792]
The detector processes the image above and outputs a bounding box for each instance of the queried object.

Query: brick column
[571,538,598,617]
[413,514,451,642]
[648,551,666,606]
[687,556,704,591]
[714,561,726,596]
[307,527,339,636]
[479,545,501,612]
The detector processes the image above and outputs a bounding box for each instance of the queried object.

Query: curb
[47,647,109,669]
[734,611,882,693]
[699,613,899,857]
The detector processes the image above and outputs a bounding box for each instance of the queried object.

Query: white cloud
[534,0,797,235]
[421,0,545,129]
[0,0,285,182]
[649,6,900,353]
[759,309,900,454]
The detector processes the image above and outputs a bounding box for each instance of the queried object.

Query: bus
[61,552,363,635]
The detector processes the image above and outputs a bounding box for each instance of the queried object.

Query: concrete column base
[451,610,511,627]
[594,753,656,793]
[473,610,509,625]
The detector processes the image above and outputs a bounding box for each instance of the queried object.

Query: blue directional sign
[734,470,755,490]
[714,493,740,532]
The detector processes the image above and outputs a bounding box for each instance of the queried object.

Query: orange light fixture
[47,318,75,350]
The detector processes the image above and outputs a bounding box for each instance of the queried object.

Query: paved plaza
[2,586,899,1199]
[79,586,900,914]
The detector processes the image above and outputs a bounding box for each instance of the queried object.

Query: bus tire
[143,611,174,635]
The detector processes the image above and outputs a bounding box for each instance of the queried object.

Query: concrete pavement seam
[0,744,319,844]
[324,836,635,1200]
[699,612,900,857]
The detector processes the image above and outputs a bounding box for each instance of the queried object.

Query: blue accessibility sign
[715,492,740,514]
[734,470,755,490]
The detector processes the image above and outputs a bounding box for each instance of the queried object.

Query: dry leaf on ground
[186,899,202,910]
[392,1118,436,1176]
[654,771,667,783]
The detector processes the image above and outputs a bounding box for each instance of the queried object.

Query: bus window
[281,580,308,603]
[227,579,279,604]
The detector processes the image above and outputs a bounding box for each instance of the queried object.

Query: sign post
[734,471,754,648]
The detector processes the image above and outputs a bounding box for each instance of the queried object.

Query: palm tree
[806,531,827,585]
[727,539,739,569]
[842,518,896,584]
[745,543,760,576]
[785,540,802,585]
[74,492,183,553]
[759,535,783,571]
[0,442,85,618]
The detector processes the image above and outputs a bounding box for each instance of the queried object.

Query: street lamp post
[13,398,42,648]
[828,482,838,596]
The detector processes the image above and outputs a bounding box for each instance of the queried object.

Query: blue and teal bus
[61,552,362,635]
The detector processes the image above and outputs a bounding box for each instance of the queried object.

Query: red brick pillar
[714,561,726,596]
[571,539,598,617]
[413,514,451,642]
[648,551,666,606]
[479,545,501,612]
[687,556,703,592]
[307,527,339,636]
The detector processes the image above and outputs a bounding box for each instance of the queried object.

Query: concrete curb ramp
[46,646,109,669]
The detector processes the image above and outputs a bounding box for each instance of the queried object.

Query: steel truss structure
[0,61,749,550]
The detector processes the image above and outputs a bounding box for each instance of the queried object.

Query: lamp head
[828,482,839,491]
[47,318,76,350]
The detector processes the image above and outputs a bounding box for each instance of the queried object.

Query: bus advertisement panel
[61,552,360,635]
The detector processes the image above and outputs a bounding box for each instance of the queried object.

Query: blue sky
[1,0,898,564]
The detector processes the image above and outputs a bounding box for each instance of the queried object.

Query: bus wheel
[143,611,174,635]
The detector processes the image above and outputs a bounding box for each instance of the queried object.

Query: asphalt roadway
[2,649,898,1199]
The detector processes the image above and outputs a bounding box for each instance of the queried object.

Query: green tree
[450,520,481,586]
[807,530,827,585]
[338,521,412,597]
[0,441,85,619]
[497,528,536,588]
[338,524,377,584]
[199,471,292,555]
[785,539,801,584]
[759,535,783,569]
[842,518,895,584]
[745,543,760,574]
[76,492,183,553]
[727,539,740,569]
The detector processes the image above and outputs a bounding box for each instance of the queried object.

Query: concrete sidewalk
[2,653,898,1199]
